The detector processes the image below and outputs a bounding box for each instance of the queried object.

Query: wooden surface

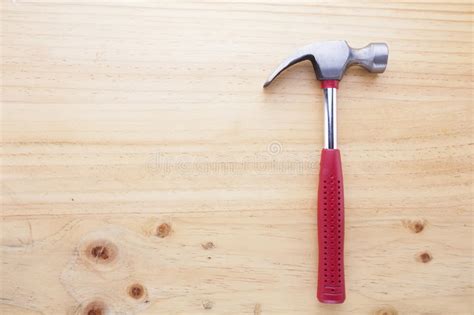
[1,1,473,314]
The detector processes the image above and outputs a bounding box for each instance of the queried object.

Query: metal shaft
[323,88,337,149]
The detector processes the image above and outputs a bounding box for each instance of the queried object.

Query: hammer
[263,40,389,304]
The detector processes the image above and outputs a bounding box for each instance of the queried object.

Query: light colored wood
[1,0,472,314]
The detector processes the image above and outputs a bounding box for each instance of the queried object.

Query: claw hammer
[263,40,389,304]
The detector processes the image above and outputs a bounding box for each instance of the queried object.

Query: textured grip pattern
[317,149,345,303]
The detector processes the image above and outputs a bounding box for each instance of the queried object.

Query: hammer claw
[263,44,317,87]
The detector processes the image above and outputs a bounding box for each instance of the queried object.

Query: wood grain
[1,0,472,314]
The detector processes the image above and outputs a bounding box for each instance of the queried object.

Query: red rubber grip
[317,149,345,303]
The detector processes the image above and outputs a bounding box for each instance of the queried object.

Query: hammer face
[263,40,389,86]
[349,43,389,74]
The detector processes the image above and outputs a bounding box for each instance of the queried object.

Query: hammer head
[263,40,388,87]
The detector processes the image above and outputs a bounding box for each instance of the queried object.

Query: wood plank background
[1,0,472,314]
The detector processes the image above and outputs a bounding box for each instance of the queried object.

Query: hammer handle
[317,149,345,303]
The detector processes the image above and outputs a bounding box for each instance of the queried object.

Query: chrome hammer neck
[323,88,337,149]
